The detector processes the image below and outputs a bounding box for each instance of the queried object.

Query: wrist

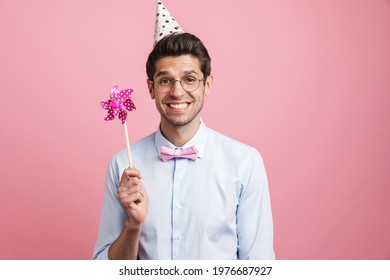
[124,218,143,234]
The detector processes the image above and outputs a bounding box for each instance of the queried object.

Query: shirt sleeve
[93,155,128,260]
[236,149,275,259]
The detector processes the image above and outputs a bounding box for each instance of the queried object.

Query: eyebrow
[155,70,199,78]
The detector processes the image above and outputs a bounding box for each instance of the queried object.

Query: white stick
[123,120,133,168]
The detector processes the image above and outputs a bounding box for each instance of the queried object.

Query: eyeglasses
[151,75,206,93]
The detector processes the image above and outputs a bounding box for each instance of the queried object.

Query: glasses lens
[155,78,172,93]
[182,81,199,92]
[182,76,202,92]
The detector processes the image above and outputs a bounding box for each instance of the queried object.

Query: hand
[117,167,149,227]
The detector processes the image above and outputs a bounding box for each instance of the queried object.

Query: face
[148,54,212,130]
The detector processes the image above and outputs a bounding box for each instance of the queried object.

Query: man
[93,2,274,260]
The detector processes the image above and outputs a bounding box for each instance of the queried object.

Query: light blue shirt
[93,121,275,259]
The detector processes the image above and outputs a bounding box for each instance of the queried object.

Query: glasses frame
[150,77,207,93]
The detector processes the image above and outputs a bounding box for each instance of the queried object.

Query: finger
[118,178,142,194]
[128,176,141,185]
[120,167,142,182]
[118,186,142,199]
[120,191,144,205]
[118,183,146,198]
[118,179,143,194]
[128,201,137,209]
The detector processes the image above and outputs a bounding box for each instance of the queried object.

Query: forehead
[154,55,201,77]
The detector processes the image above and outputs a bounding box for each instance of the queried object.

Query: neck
[160,118,201,147]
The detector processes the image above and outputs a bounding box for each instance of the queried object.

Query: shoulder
[205,127,267,185]
[206,127,263,162]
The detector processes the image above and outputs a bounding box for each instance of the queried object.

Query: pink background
[1,0,389,259]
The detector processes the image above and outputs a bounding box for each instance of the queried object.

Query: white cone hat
[154,0,184,45]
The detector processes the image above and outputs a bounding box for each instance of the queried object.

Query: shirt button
[177,204,182,209]
[177,234,182,240]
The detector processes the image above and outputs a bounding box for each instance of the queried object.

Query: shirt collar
[155,119,208,160]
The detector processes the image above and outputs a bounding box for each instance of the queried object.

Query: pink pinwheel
[101,85,136,124]
[100,85,136,167]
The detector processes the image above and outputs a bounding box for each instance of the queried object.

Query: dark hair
[146,32,211,81]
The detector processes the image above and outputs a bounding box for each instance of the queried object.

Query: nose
[169,80,185,97]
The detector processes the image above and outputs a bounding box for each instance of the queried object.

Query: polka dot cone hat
[154,0,184,45]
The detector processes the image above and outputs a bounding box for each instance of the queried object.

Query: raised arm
[108,167,149,259]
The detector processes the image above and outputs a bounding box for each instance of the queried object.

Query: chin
[166,118,193,127]
[163,114,199,128]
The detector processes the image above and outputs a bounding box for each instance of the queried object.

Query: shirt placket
[171,154,187,259]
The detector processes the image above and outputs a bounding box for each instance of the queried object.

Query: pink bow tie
[160,145,198,162]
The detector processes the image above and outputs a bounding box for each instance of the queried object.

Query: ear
[204,75,213,96]
[147,79,155,99]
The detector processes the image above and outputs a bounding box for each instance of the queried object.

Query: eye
[158,78,172,86]
[183,76,197,84]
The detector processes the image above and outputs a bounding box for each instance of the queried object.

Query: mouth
[168,103,189,109]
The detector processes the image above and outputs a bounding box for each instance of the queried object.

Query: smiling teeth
[170,103,188,109]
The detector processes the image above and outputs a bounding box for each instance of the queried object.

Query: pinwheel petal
[111,85,119,92]
[113,108,120,116]
[123,99,136,111]
[118,110,127,124]
[104,108,115,121]
[100,100,112,110]
[110,85,120,99]
[120,89,133,100]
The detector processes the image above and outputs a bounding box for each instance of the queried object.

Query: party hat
[154,0,184,45]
